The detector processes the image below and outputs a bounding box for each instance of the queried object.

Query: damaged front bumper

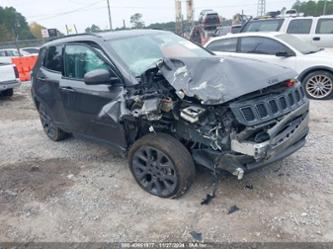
[220,100,309,179]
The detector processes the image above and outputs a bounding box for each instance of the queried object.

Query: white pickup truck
[0,63,20,97]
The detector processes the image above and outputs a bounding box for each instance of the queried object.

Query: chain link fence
[0,38,46,49]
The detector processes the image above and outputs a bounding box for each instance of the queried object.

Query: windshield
[277,34,321,54]
[108,33,212,76]
[242,19,284,32]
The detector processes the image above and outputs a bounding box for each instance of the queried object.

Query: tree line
[292,0,333,16]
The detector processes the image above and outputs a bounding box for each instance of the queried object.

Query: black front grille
[257,104,268,118]
[230,85,308,126]
[241,107,255,121]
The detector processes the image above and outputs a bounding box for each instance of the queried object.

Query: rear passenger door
[286,19,314,44]
[34,45,70,130]
[313,18,333,48]
[59,43,127,149]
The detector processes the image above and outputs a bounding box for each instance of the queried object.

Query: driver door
[59,43,127,148]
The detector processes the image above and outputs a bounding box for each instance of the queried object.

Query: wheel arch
[298,66,333,83]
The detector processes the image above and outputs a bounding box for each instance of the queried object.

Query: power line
[26,0,294,22]
[27,0,105,21]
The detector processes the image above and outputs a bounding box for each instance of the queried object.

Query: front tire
[302,71,333,100]
[128,133,196,199]
[38,103,69,141]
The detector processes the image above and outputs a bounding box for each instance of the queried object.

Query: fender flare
[298,66,333,82]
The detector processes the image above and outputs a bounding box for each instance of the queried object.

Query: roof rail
[48,32,101,41]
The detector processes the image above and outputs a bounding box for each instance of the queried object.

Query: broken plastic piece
[232,168,244,180]
[228,205,240,214]
[200,192,216,205]
[190,231,203,241]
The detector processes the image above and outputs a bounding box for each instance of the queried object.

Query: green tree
[0,6,34,42]
[292,0,333,16]
[85,24,102,33]
[130,13,145,29]
[29,22,46,39]
[147,22,176,32]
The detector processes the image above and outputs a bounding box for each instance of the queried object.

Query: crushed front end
[174,80,309,179]
[101,56,309,180]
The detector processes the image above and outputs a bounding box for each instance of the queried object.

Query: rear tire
[2,89,13,97]
[128,133,196,199]
[38,103,69,141]
[302,71,333,100]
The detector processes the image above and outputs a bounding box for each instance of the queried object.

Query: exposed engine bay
[101,58,309,179]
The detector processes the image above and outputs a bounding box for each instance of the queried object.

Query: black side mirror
[84,69,117,85]
[275,51,293,57]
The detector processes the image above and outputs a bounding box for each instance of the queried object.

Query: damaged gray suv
[32,30,309,198]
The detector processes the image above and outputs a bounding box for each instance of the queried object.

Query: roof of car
[43,29,170,47]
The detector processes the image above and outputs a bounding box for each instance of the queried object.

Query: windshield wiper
[305,49,321,54]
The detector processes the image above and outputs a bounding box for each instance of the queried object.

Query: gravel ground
[0,82,332,242]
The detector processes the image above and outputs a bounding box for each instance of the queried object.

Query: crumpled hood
[158,56,298,105]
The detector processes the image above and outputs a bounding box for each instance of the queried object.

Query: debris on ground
[190,231,203,241]
[201,192,216,205]
[228,205,240,215]
[245,184,254,190]
[30,165,40,172]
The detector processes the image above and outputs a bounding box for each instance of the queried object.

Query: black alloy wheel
[129,133,195,198]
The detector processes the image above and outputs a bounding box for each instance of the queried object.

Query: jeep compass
[32,30,309,198]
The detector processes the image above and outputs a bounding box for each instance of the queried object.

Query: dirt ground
[0,82,332,242]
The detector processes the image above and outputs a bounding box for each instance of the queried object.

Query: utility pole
[323,0,328,15]
[175,0,182,35]
[257,0,266,16]
[107,0,113,30]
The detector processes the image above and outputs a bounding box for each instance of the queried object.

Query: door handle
[60,86,75,92]
[313,37,321,41]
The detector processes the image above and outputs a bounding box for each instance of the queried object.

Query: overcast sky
[1,0,297,33]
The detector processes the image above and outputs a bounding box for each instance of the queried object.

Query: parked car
[0,49,21,63]
[31,30,309,198]
[206,32,333,100]
[240,15,333,48]
[199,10,221,30]
[0,62,20,97]
[20,47,40,56]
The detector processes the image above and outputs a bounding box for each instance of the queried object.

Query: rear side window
[206,38,237,52]
[287,19,312,34]
[44,45,63,72]
[64,44,109,79]
[240,37,288,55]
[316,19,333,34]
[242,19,284,32]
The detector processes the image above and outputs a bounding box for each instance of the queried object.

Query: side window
[0,51,6,56]
[44,45,63,72]
[240,37,288,55]
[64,44,109,80]
[287,19,312,34]
[316,19,333,34]
[206,38,237,52]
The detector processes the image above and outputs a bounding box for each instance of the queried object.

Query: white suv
[240,16,333,48]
